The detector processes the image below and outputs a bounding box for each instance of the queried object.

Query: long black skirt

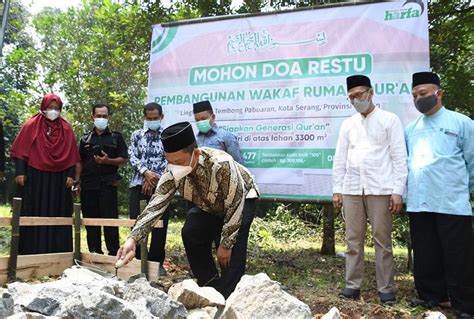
[17,166,73,255]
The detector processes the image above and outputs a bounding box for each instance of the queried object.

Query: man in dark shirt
[78,104,128,256]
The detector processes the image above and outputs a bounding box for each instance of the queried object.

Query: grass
[0,207,459,318]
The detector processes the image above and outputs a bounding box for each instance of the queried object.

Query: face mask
[168,152,195,181]
[145,120,161,131]
[414,91,438,114]
[351,97,370,113]
[94,118,108,130]
[44,109,60,121]
[196,119,212,133]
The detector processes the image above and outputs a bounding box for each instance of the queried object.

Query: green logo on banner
[384,7,420,20]
[189,54,372,85]
[152,27,178,54]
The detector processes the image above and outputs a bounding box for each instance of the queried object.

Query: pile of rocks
[1,267,314,318]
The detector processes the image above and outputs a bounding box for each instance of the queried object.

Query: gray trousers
[342,194,394,293]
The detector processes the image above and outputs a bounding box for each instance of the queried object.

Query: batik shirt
[129,147,259,249]
[128,128,167,188]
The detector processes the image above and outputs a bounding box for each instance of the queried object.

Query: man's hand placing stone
[116,238,137,267]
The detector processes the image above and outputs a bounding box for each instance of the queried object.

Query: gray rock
[7,267,187,319]
[186,306,219,319]
[60,290,139,319]
[1,290,14,317]
[24,297,60,316]
[121,277,187,319]
[335,252,346,258]
[322,307,341,319]
[127,273,147,284]
[168,279,225,310]
[203,306,219,318]
[221,273,312,319]
[425,311,447,319]
[186,308,212,319]
[7,312,57,318]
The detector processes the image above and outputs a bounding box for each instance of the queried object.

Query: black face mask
[414,91,438,114]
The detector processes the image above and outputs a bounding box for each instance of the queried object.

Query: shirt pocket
[432,128,459,156]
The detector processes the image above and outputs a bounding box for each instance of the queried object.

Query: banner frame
[151,0,428,204]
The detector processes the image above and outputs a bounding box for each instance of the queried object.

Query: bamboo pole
[74,203,82,261]
[0,217,162,227]
[139,200,149,278]
[7,197,21,282]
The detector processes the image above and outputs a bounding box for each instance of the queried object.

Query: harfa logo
[384,0,424,21]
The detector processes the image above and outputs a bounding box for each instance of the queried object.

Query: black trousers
[81,185,120,256]
[129,185,170,264]
[409,212,474,314]
[182,199,256,299]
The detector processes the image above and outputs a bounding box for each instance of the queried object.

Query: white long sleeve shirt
[332,108,408,196]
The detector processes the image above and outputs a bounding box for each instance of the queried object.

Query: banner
[147,0,429,201]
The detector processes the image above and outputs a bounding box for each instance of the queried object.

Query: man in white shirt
[332,75,408,304]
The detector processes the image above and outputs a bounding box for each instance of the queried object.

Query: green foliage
[0,1,38,179]
[429,0,474,118]
[236,0,268,13]
[32,1,166,139]
[249,204,318,248]
[179,0,233,17]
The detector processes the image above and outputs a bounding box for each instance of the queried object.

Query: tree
[180,0,233,17]
[33,1,166,136]
[0,0,38,202]
[429,0,473,118]
[32,0,167,208]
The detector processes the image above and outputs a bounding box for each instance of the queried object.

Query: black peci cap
[412,72,441,88]
[161,122,196,153]
[193,101,213,114]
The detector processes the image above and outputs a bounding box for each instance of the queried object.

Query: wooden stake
[139,200,149,278]
[7,198,22,282]
[74,203,82,261]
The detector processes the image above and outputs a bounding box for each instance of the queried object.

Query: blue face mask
[145,120,161,131]
[94,118,108,130]
[196,119,212,133]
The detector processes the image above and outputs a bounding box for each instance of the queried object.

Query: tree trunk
[320,203,335,255]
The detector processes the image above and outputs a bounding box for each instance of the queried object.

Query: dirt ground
[159,244,458,319]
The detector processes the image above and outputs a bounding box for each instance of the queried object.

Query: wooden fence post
[139,200,149,278]
[74,203,82,261]
[8,197,22,282]
[320,203,336,256]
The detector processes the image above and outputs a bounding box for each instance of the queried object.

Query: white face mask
[351,96,370,113]
[94,118,108,130]
[168,152,195,181]
[44,109,60,121]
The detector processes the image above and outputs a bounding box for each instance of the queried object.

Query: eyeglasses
[347,89,370,101]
